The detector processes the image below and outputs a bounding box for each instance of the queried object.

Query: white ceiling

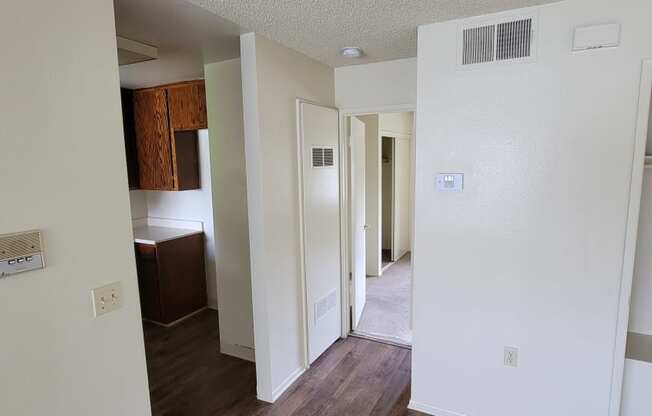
[114,0,243,88]
[188,0,558,67]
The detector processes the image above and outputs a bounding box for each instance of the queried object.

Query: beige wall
[204,58,255,361]
[0,1,151,415]
[240,33,335,401]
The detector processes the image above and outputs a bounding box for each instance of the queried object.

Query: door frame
[338,104,416,338]
[609,59,652,416]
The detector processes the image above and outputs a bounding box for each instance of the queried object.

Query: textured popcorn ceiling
[189,0,557,67]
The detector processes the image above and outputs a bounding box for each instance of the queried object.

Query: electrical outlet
[92,282,123,317]
[504,346,519,367]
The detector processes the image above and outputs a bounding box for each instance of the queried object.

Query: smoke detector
[340,47,363,59]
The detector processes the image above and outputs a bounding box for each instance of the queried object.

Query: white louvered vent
[312,147,335,168]
[462,24,495,65]
[496,19,533,61]
[461,16,535,67]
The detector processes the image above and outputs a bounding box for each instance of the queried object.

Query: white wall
[240,32,335,401]
[335,58,417,111]
[204,58,255,361]
[411,2,652,416]
[129,130,219,308]
[0,1,151,415]
[359,115,382,276]
[621,359,652,416]
[130,190,148,220]
[379,112,414,135]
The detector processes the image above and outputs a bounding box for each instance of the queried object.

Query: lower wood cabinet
[135,233,206,325]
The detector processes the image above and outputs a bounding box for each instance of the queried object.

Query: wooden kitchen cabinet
[167,81,208,131]
[120,88,139,189]
[132,80,206,191]
[135,233,207,325]
[133,88,175,190]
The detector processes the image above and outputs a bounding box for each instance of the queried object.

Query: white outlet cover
[92,282,123,317]
[504,346,519,367]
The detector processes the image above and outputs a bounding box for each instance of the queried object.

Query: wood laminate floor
[143,309,424,416]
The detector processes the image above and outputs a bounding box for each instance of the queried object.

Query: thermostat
[436,173,464,192]
[0,230,45,278]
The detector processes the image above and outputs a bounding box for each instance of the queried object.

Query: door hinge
[349,272,352,281]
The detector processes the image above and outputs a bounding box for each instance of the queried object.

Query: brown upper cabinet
[132,80,207,191]
[120,88,139,190]
[167,82,208,131]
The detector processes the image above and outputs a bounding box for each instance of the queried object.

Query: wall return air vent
[312,147,335,168]
[461,16,535,66]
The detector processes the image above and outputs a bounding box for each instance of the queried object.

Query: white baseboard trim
[261,366,306,403]
[220,342,255,362]
[408,400,466,416]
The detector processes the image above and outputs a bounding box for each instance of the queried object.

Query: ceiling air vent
[461,16,535,67]
[312,147,335,168]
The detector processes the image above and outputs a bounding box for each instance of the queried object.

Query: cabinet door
[133,89,175,190]
[120,89,139,189]
[135,243,162,322]
[156,234,206,323]
[167,82,207,131]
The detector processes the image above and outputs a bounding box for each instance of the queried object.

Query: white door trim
[339,104,416,337]
[609,59,652,416]
[296,98,342,368]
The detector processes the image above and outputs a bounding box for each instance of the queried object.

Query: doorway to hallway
[345,111,415,347]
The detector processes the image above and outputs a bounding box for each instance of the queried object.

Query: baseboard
[143,307,208,328]
[408,400,466,416]
[261,366,305,403]
[206,297,218,310]
[220,342,255,362]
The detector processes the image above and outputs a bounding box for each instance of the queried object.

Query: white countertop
[133,226,203,245]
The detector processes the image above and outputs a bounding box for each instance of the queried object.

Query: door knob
[363,224,369,230]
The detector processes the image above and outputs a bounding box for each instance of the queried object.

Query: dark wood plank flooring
[143,309,423,416]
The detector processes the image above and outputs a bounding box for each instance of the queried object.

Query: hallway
[356,253,412,345]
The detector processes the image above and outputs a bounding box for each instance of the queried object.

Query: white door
[349,117,367,329]
[299,102,342,364]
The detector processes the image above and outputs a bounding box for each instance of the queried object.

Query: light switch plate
[436,173,464,192]
[92,282,123,317]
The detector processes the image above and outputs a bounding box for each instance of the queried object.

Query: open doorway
[113,1,257,414]
[346,111,415,346]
